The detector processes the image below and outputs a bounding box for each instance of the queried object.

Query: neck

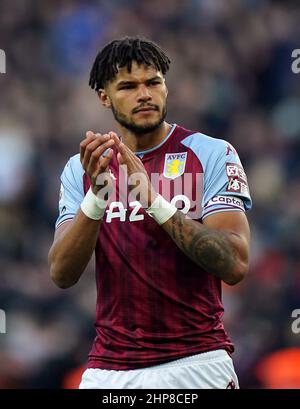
[117,122,172,153]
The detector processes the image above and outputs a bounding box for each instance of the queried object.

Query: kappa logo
[226,143,236,156]
[226,379,237,389]
[163,152,187,179]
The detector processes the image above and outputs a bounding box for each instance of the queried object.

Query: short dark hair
[89,36,171,91]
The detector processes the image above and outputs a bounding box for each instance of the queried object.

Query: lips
[134,106,158,113]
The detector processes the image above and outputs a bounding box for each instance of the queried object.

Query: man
[48,36,252,389]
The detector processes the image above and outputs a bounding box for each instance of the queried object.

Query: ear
[97,89,111,108]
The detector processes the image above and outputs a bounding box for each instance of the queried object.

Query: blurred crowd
[0,0,300,388]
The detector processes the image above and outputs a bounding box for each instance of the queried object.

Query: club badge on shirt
[163,152,187,179]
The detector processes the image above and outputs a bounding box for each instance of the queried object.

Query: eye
[150,81,161,86]
[119,84,135,90]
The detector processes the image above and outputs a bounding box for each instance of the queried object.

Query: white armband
[80,187,108,220]
[145,194,177,225]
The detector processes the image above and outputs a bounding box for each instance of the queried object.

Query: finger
[116,143,138,167]
[108,131,118,138]
[85,138,114,173]
[80,132,97,161]
[116,142,129,157]
[96,148,114,175]
[119,142,137,163]
[86,130,95,139]
[109,132,120,147]
[115,145,126,165]
[87,139,115,174]
[82,134,111,168]
[117,151,125,165]
[81,132,107,157]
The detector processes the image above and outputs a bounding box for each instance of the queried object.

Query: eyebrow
[116,76,162,88]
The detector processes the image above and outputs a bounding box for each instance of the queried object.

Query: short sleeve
[201,140,252,220]
[181,132,252,220]
[55,154,85,229]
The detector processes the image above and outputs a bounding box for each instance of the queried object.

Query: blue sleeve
[182,133,252,220]
[55,154,85,229]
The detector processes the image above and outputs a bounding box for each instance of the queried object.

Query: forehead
[113,62,163,83]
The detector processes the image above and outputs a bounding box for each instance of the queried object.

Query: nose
[137,84,152,102]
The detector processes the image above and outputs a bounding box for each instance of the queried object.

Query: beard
[111,103,167,135]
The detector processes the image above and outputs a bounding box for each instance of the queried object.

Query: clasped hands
[80,131,157,208]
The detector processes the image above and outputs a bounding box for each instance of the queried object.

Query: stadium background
[0,0,300,388]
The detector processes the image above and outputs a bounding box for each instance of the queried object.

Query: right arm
[48,212,102,288]
[48,131,115,289]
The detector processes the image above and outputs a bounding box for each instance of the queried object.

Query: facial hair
[111,103,167,135]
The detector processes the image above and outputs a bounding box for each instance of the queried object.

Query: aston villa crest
[163,152,187,179]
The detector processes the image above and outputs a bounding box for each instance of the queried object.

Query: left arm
[160,210,250,286]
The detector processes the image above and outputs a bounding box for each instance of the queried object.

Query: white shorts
[79,349,239,389]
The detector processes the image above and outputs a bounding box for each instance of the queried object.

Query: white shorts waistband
[143,349,229,370]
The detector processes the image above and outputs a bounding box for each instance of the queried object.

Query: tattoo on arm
[167,211,236,279]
